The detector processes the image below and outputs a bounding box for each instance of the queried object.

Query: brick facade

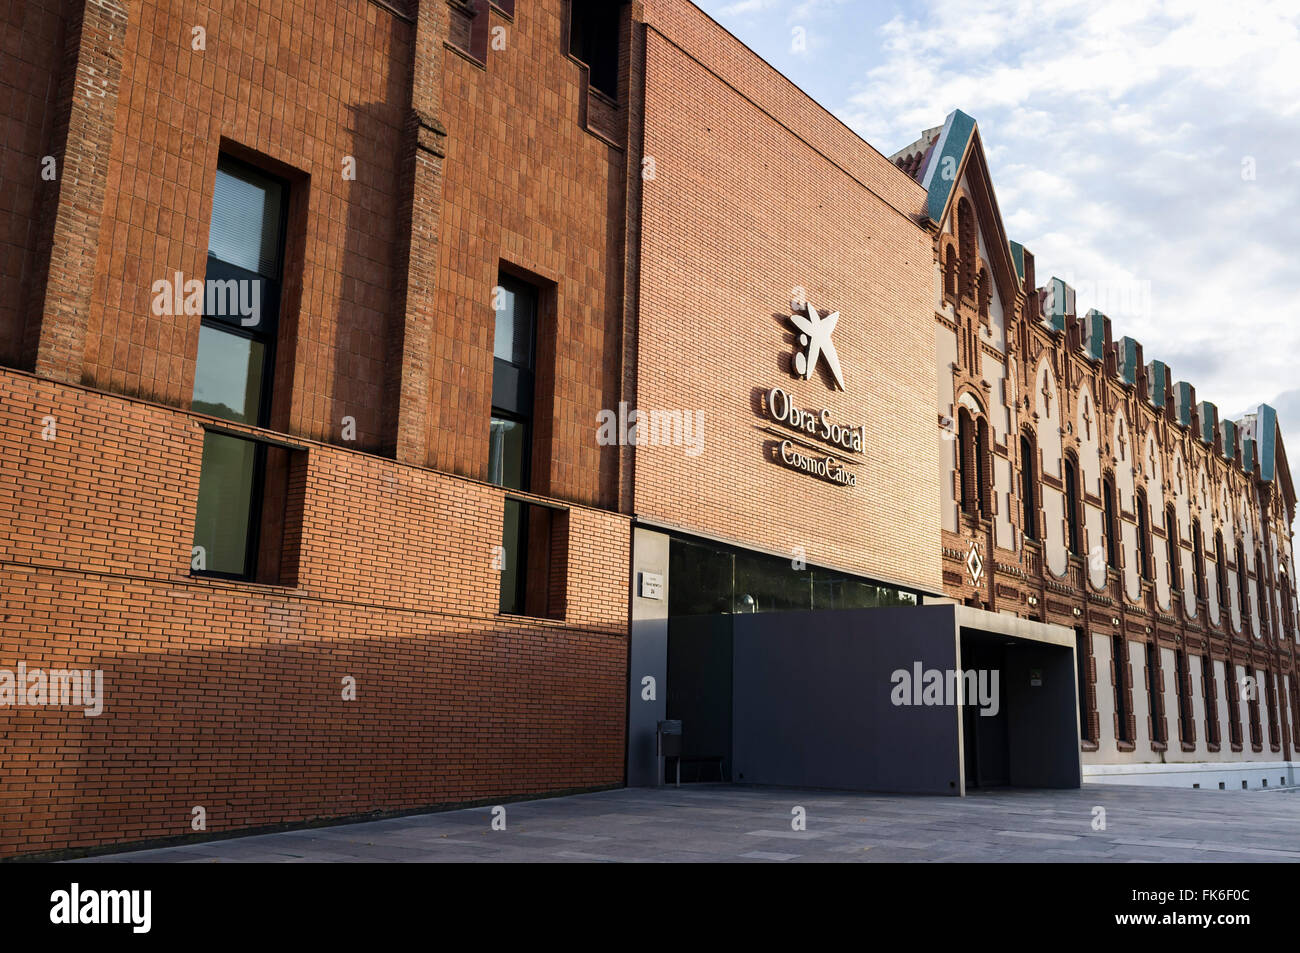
[630,3,941,594]
[0,0,637,857]
[0,367,628,857]
[901,112,1300,771]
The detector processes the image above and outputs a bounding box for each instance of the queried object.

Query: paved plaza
[75,783,1300,863]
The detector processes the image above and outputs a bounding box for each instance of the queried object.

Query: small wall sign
[638,571,664,601]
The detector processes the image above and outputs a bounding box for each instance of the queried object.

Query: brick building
[893,110,1300,789]
[0,1,1294,857]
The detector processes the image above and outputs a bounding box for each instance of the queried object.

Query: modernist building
[0,0,1293,857]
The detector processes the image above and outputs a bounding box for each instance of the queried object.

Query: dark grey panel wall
[1005,644,1082,788]
[627,617,668,787]
[667,614,734,778]
[731,605,961,794]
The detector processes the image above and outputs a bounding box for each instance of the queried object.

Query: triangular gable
[921,109,1022,313]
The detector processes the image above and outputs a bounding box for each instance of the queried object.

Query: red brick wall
[0,0,72,368]
[629,12,942,594]
[0,368,629,857]
[71,0,413,451]
[431,0,627,507]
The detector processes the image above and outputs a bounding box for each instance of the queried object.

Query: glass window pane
[193,432,258,576]
[734,550,811,613]
[488,416,528,490]
[209,162,283,276]
[493,279,535,367]
[499,498,525,614]
[668,538,734,616]
[192,324,264,424]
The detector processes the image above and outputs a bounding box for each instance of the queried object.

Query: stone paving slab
[75,784,1300,863]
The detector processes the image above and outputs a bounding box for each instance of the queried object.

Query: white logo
[789,299,845,390]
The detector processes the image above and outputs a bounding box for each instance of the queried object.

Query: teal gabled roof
[1118,336,1140,387]
[1009,240,1026,284]
[1222,419,1237,462]
[1259,403,1278,481]
[1243,436,1256,475]
[1043,277,1073,333]
[1082,310,1106,363]
[1147,360,1168,408]
[1173,381,1194,427]
[919,109,978,225]
[1197,401,1217,445]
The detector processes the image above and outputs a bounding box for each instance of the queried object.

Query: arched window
[1236,541,1248,619]
[1102,474,1120,571]
[1166,505,1181,593]
[943,245,958,301]
[977,267,990,320]
[1020,433,1037,541]
[1064,455,1082,556]
[958,409,975,516]
[1136,488,1153,582]
[1214,530,1229,613]
[1282,571,1294,638]
[975,418,991,516]
[1191,519,1206,602]
[957,198,976,298]
[1256,548,1268,637]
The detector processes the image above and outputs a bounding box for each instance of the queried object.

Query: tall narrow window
[1112,635,1131,743]
[1175,649,1193,745]
[1214,531,1229,616]
[1136,488,1152,582]
[1166,505,1181,593]
[1075,627,1093,742]
[1281,572,1294,638]
[1236,541,1248,619]
[1202,655,1220,748]
[1256,548,1268,637]
[1265,669,1280,749]
[1020,433,1037,541]
[1248,667,1263,749]
[975,418,990,516]
[1102,475,1120,571]
[1065,456,1082,556]
[1191,519,1206,602]
[569,0,621,99]
[1290,678,1300,749]
[193,156,286,426]
[944,245,958,300]
[491,273,546,616]
[1226,665,1243,747]
[958,409,975,516]
[191,155,296,583]
[1147,642,1165,745]
[957,198,976,298]
[489,273,537,492]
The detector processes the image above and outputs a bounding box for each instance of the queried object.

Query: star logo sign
[789,300,846,390]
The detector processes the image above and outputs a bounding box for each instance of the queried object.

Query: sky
[694,0,1300,511]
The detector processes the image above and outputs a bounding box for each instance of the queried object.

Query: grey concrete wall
[731,604,961,794]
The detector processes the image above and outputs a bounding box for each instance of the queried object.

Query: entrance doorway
[961,636,1010,787]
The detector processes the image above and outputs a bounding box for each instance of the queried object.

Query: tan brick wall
[630,21,941,594]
